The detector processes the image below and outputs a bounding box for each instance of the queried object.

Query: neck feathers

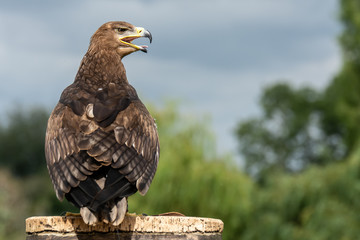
[75,49,128,90]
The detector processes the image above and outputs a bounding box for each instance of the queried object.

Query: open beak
[119,27,152,53]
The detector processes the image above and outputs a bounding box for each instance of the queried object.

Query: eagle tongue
[140,45,148,53]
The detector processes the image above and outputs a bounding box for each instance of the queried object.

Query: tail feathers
[65,168,136,213]
[89,173,136,211]
[64,166,135,226]
[65,177,101,209]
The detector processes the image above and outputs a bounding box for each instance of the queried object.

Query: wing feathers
[124,155,148,182]
[114,126,130,144]
[95,140,118,162]
[111,145,128,165]
[65,156,88,181]
[48,164,65,200]
[52,161,71,194]
[136,144,159,195]
[78,130,109,150]
[87,134,116,159]
[75,152,102,172]
[59,158,79,188]
[112,146,137,169]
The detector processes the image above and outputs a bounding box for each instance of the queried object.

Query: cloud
[124,41,341,154]
[0,0,341,156]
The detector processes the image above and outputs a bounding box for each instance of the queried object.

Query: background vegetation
[1,0,360,239]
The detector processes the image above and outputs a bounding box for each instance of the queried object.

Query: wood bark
[26,215,224,240]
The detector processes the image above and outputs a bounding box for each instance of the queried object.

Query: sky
[0,0,341,160]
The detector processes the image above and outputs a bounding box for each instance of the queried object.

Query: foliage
[2,105,360,240]
[0,169,26,240]
[240,144,360,240]
[235,0,360,177]
[235,83,346,176]
[321,0,360,155]
[0,107,48,176]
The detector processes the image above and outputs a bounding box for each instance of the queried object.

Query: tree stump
[26,214,224,239]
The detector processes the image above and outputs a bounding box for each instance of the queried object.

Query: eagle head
[89,21,152,58]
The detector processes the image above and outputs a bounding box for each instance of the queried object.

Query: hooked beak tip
[145,30,152,44]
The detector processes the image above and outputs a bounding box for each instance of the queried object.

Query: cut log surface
[26,215,224,240]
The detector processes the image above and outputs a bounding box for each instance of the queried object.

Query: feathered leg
[112,197,127,225]
[80,207,98,225]
[100,200,117,224]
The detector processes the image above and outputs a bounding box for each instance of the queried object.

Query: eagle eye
[116,27,128,33]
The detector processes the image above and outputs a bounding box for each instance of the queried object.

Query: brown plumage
[45,21,159,225]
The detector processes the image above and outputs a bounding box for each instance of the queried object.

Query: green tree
[235,0,360,177]
[235,83,345,176]
[321,0,360,155]
[240,143,360,240]
[0,107,48,176]
[0,169,27,240]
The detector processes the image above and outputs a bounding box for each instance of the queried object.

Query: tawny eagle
[45,21,159,225]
